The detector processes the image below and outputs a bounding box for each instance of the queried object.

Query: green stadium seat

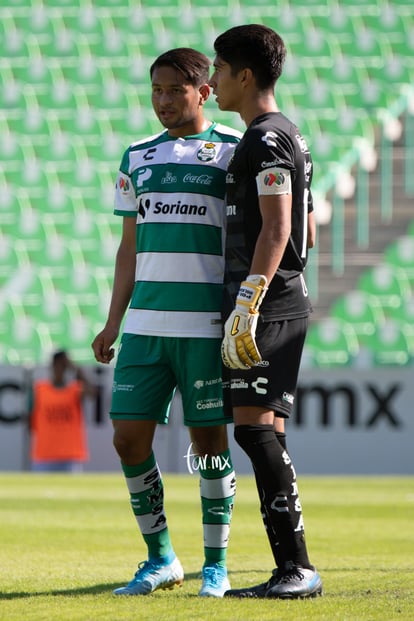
[367,57,414,91]
[357,263,412,311]
[361,6,408,39]
[330,290,385,340]
[0,299,54,364]
[0,23,29,57]
[338,25,392,67]
[360,319,413,366]
[288,29,340,63]
[384,293,414,326]
[384,236,414,284]
[311,6,353,35]
[0,75,25,110]
[0,234,30,272]
[10,106,49,135]
[59,56,100,85]
[31,130,77,162]
[62,7,103,36]
[160,15,209,49]
[38,24,78,58]
[305,318,360,367]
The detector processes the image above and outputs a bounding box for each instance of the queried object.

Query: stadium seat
[357,263,412,311]
[304,318,360,367]
[0,298,54,365]
[360,318,414,366]
[289,28,340,62]
[330,290,385,340]
[0,235,29,274]
[384,236,414,284]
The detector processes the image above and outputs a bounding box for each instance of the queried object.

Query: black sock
[235,424,312,571]
[255,430,289,566]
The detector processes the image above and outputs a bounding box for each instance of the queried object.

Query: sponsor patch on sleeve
[114,172,137,212]
[256,167,292,196]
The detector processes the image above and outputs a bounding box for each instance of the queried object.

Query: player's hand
[221,275,268,369]
[91,325,119,364]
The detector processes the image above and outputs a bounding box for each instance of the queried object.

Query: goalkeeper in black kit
[209,24,323,598]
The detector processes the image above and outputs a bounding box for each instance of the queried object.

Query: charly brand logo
[261,131,278,148]
[184,442,232,474]
[251,377,269,395]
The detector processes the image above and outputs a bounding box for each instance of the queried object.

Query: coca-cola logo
[183,173,213,185]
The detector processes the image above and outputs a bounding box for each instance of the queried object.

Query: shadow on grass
[0,572,205,600]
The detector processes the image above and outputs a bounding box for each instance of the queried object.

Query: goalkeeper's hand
[221,275,268,369]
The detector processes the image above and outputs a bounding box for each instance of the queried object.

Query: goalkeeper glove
[221,275,268,369]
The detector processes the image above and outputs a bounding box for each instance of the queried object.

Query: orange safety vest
[31,380,89,462]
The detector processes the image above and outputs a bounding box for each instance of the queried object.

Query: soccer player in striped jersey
[92,48,241,597]
[210,25,322,599]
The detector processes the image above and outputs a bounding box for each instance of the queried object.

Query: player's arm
[91,216,136,364]
[250,192,292,280]
[222,184,292,369]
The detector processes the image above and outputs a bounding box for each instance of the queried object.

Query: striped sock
[122,453,175,564]
[199,449,236,567]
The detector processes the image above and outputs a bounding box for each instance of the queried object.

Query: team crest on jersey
[197,142,216,162]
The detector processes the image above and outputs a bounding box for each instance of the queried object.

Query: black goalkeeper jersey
[224,111,314,321]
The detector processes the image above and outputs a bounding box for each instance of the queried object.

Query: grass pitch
[0,473,413,621]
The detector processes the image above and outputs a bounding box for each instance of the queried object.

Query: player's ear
[199,83,210,104]
[240,67,253,87]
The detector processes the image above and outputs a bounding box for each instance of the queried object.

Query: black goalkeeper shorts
[222,316,308,418]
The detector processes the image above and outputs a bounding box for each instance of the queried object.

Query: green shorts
[110,333,233,427]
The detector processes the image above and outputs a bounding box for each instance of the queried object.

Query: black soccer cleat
[224,566,323,600]
[265,566,323,599]
[224,569,280,599]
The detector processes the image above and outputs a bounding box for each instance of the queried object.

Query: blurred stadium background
[1,0,414,369]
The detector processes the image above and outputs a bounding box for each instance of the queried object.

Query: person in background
[30,350,96,472]
[209,24,322,599]
[92,48,241,597]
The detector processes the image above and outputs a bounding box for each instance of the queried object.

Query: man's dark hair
[150,48,211,86]
[53,350,67,364]
[213,24,286,90]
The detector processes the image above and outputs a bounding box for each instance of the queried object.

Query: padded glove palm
[221,275,268,369]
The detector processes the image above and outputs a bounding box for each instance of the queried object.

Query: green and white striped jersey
[114,122,242,338]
